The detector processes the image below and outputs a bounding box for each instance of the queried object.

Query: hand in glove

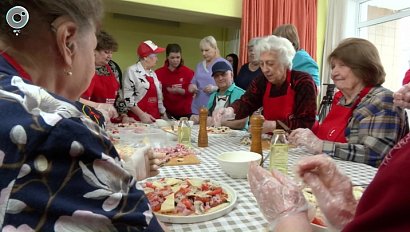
[188,84,198,94]
[248,162,308,229]
[203,84,218,94]
[212,107,235,127]
[262,120,276,134]
[139,112,156,124]
[393,84,410,109]
[288,128,323,154]
[121,145,165,181]
[296,154,357,230]
[96,103,119,120]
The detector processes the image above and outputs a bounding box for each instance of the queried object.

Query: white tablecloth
[148,128,377,232]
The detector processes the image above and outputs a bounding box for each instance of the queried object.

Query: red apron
[313,86,372,142]
[83,64,119,104]
[263,70,295,121]
[128,76,161,121]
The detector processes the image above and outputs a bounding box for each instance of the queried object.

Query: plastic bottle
[269,129,288,174]
[177,117,191,147]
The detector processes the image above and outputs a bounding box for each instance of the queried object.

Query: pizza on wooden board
[143,178,231,216]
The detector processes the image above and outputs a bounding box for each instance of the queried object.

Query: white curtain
[320,0,357,96]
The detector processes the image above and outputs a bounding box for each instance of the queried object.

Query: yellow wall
[121,0,242,18]
[102,13,233,71]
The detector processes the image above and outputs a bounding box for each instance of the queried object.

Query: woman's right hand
[188,84,198,94]
[139,112,156,124]
[393,84,410,109]
[296,155,358,230]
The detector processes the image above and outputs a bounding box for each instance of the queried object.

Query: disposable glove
[248,162,308,229]
[262,120,276,134]
[121,145,165,181]
[188,84,198,94]
[393,84,410,109]
[96,103,118,120]
[121,115,137,123]
[139,112,156,124]
[203,84,218,94]
[288,128,323,154]
[212,107,235,127]
[296,155,358,230]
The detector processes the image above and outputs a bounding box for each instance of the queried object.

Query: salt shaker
[198,107,208,147]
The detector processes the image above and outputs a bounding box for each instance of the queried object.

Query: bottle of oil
[178,117,191,147]
[269,129,288,174]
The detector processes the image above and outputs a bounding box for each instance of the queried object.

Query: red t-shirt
[155,63,194,117]
[343,132,410,231]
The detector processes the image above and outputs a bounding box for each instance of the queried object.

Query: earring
[65,69,73,76]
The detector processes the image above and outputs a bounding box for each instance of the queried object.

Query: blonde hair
[199,35,220,57]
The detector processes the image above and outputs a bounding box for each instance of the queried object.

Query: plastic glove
[167,86,185,95]
[121,145,166,181]
[393,84,410,109]
[190,114,199,124]
[262,120,276,134]
[288,128,323,154]
[121,115,137,123]
[203,84,218,94]
[212,107,235,127]
[296,154,357,230]
[96,103,119,120]
[139,112,156,124]
[188,84,198,94]
[248,162,308,228]
[161,113,169,120]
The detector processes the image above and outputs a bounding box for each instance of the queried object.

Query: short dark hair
[328,38,385,86]
[96,30,118,52]
[166,43,184,66]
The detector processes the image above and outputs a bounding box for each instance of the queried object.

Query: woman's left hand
[393,84,410,109]
[288,128,323,154]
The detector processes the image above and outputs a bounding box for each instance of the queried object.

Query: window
[356,0,410,91]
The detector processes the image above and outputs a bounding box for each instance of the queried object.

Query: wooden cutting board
[165,154,201,166]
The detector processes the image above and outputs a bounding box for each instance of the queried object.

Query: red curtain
[240,0,317,67]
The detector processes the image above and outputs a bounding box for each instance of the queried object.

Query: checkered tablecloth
[151,128,377,232]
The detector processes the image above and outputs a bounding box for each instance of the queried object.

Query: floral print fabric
[0,56,163,231]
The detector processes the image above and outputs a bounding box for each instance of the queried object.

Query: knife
[277,120,291,133]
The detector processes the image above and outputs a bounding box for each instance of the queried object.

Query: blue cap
[212,61,232,76]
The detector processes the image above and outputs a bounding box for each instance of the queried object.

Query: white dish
[151,178,238,224]
[216,151,262,178]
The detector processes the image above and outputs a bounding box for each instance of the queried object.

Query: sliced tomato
[181,198,193,209]
[207,187,223,195]
[201,183,210,191]
[145,182,155,189]
[312,217,326,227]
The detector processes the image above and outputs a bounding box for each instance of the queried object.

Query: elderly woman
[155,43,194,119]
[215,35,317,133]
[289,38,408,167]
[235,37,263,91]
[0,0,165,230]
[123,40,167,123]
[188,35,228,115]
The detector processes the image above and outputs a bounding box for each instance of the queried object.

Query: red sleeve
[343,133,410,232]
[402,69,410,85]
[81,75,96,100]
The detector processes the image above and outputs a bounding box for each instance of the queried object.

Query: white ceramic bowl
[216,151,262,179]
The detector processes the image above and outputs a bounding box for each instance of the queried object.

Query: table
[151,128,378,232]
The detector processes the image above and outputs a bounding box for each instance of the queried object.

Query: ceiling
[103,0,241,28]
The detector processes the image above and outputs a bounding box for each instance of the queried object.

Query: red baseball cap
[137,40,165,58]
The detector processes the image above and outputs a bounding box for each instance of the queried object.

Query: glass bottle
[177,117,191,147]
[269,129,288,174]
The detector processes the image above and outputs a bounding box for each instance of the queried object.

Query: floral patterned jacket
[0,54,163,231]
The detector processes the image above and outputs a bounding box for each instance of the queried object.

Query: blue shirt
[292,49,320,87]
[0,54,163,231]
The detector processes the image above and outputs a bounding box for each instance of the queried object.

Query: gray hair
[248,36,262,48]
[200,35,220,56]
[254,35,296,69]
[0,0,103,40]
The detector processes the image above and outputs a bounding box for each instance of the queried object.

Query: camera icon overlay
[6,6,30,36]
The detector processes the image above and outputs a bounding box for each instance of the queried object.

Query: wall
[317,0,328,72]
[102,13,235,71]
